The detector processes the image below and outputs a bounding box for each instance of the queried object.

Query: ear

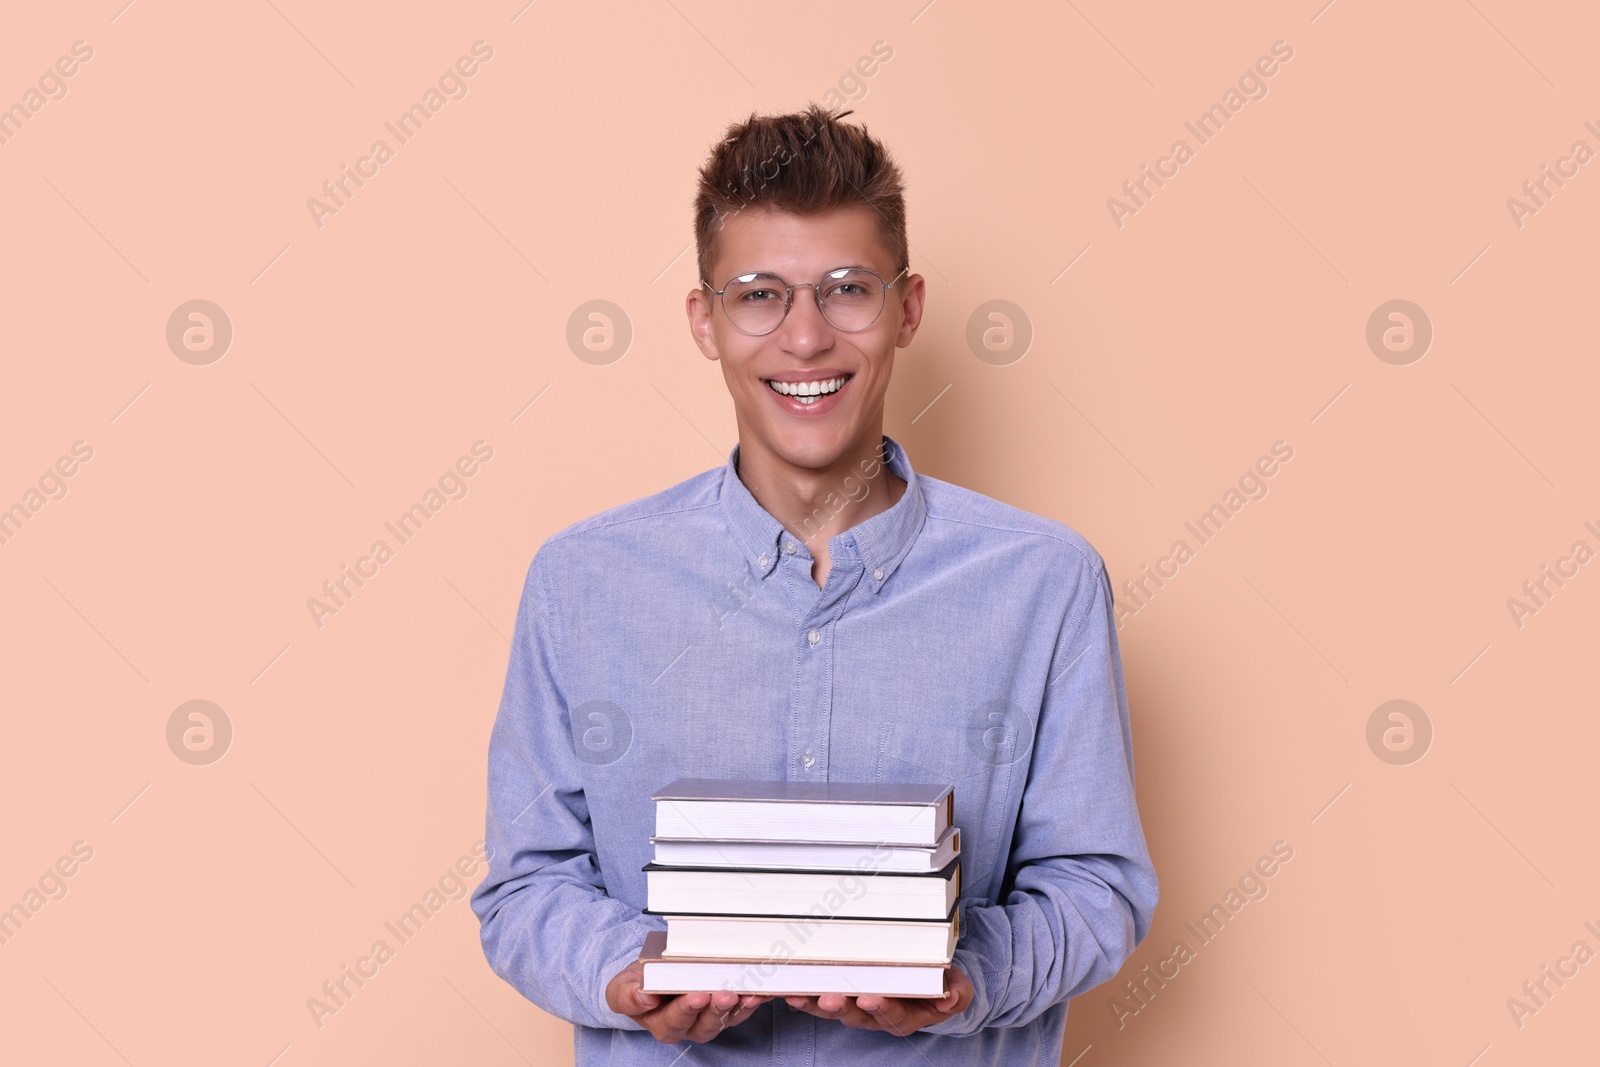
[893,273,927,349]
[687,287,722,362]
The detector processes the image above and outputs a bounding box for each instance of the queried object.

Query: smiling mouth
[765,374,854,404]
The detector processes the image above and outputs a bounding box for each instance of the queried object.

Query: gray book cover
[651,777,953,807]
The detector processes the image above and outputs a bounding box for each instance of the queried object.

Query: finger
[708,990,743,1012]
[719,996,760,1027]
[725,994,770,1028]
[694,991,744,1030]
[684,993,743,1042]
[786,996,833,1019]
[729,993,772,1021]
[683,1006,726,1043]
[654,991,712,1041]
[806,994,877,1029]
[859,996,928,1036]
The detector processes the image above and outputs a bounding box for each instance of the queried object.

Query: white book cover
[638,930,949,998]
[650,825,959,873]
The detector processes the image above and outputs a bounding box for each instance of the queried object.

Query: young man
[471,104,1158,1065]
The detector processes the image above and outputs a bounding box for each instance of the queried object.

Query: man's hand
[605,959,773,1044]
[783,966,974,1036]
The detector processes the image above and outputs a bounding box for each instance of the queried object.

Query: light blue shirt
[471,434,1158,1065]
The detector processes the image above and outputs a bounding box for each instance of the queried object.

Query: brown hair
[693,103,908,286]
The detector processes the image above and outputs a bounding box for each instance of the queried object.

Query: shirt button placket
[800,622,826,775]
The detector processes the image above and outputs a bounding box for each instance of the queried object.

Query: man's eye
[738,289,780,302]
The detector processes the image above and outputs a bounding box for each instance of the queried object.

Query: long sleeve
[469,550,662,1032]
[922,555,1158,1037]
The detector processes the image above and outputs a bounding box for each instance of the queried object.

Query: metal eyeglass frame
[700,265,910,336]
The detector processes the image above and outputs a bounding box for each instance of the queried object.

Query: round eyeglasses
[701,265,909,336]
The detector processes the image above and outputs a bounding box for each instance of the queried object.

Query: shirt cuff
[591,939,652,1032]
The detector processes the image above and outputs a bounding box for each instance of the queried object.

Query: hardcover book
[649,825,960,873]
[642,856,960,920]
[650,778,954,846]
[638,929,950,998]
[662,908,958,964]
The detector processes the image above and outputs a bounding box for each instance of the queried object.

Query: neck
[734,430,906,552]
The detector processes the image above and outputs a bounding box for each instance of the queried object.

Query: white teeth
[768,376,848,398]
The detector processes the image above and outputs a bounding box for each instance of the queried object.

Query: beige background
[2,1,1596,1064]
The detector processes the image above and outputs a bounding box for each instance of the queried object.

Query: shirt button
[873,567,884,582]
[802,751,815,768]
[807,628,820,646]
[784,541,797,554]
[757,555,769,568]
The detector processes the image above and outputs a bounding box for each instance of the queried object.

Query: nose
[775,283,832,352]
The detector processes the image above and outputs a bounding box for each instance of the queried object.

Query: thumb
[608,962,659,1016]
[623,970,662,1015]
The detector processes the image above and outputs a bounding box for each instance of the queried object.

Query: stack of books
[636,778,961,998]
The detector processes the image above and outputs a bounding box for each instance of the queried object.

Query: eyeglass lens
[720,269,889,334]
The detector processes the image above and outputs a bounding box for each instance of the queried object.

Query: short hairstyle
[693,102,908,286]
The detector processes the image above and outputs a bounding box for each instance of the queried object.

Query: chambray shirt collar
[719,433,926,593]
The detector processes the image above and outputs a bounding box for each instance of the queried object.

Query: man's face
[688,205,924,474]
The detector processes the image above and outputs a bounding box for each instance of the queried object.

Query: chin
[766,429,851,471]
